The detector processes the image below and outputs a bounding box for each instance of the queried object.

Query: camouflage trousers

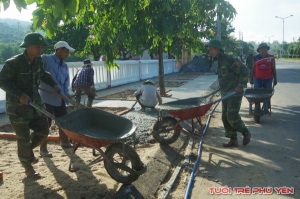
[222,95,248,139]
[9,107,49,171]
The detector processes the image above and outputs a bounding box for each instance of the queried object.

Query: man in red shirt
[250,43,277,114]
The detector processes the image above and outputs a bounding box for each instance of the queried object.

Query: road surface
[187,60,300,199]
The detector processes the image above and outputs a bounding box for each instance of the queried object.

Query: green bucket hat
[20,33,48,48]
[206,39,224,52]
[257,43,270,52]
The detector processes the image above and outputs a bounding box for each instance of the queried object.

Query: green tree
[128,0,236,95]
[40,21,102,61]
[1,0,236,95]
[0,42,23,63]
[293,38,300,58]
[223,36,238,56]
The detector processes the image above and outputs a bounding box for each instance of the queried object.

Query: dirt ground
[154,81,187,87]
[164,111,221,199]
[0,106,158,199]
[96,90,137,101]
[0,137,158,199]
[165,73,203,81]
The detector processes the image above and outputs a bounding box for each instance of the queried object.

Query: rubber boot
[222,138,238,147]
[59,129,73,148]
[39,141,53,157]
[243,131,251,146]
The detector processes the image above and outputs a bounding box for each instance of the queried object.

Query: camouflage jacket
[0,51,57,116]
[246,55,253,68]
[217,53,249,97]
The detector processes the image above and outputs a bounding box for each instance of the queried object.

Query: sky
[0,0,299,43]
[227,0,300,43]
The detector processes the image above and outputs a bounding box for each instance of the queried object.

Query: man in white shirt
[133,80,162,111]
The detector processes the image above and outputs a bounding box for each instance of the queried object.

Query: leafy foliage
[1,0,237,94]
[285,38,300,58]
[41,20,102,60]
[0,42,23,63]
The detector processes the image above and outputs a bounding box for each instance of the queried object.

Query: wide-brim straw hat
[143,79,155,85]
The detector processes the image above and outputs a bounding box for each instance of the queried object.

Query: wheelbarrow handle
[212,91,236,103]
[200,88,221,99]
[38,87,85,109]
[28,99,55,120]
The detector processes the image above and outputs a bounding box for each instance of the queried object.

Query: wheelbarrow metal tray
[55,108,136,148]
[158,97,213,120]
[244,88,274,103]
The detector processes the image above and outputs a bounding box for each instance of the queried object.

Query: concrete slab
[131,136,188,198]
[109,73,218,198]
[92,73,218,108]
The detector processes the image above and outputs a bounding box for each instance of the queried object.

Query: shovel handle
[57,91,81,108]
[130,101,138,110]
[38,87,83,109]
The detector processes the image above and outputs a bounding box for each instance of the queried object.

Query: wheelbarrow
[29,94,146,184]
[150,90,236,145]
[244,88,274,123]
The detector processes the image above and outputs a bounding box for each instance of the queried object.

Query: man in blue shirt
[39,41,75,157]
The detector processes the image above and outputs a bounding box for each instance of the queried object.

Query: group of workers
[0,32,276,179]
[0,33,96,177]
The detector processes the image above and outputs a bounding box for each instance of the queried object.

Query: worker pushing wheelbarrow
[248,42,277,123]
[244,87,274,123]
[29,92,146,184]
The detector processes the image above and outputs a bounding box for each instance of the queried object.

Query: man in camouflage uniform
[246,53,254,80]
[0,33,61,178]
[207,39,251,147]
[246,53,254,70]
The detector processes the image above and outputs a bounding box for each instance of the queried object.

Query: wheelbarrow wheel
[104,143,145,184]
[151,116,180,145]
[254,103,261,123]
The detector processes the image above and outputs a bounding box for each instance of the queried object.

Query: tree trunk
[91,46,100,61]
[158,42,166,96]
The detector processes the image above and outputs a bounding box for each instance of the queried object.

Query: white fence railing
[0,59,179,113]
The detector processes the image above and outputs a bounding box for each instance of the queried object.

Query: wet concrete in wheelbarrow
[0,72,218,199]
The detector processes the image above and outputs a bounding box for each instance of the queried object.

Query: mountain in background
[0,18,32,43]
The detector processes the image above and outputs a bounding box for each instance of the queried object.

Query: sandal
[222,139,238,147]
[243,131,251,146]
[60,142,73,148]
[40,150,53,158]
[25,168,41,178]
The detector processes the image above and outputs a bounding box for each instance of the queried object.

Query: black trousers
[44,100,69,141]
